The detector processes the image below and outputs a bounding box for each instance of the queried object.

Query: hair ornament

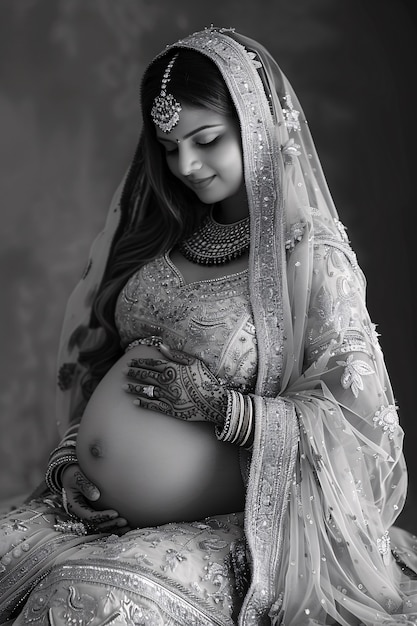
[151,53,182,133]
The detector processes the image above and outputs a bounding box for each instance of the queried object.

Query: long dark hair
[78,48,239,397]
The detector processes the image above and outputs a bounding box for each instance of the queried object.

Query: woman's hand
[61,464,129,531]
[122,344,227,424]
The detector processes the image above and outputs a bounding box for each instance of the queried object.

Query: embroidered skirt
[0,496,246,625]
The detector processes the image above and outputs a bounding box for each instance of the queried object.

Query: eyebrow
[156,124,224,144]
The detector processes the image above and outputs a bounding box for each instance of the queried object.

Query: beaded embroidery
[282,93,301,132]
[373,405,399,439]
[377,530,391,565]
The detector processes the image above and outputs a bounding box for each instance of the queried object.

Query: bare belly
[76,344,245,528]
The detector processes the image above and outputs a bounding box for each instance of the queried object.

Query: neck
[215,184,249,223]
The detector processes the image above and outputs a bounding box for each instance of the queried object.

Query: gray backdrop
[0,0,416,530]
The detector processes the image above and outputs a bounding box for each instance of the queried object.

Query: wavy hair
[78,48,238,396]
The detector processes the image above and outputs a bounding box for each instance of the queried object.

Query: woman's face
[155,104,244,205]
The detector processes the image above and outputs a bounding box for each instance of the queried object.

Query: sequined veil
[53,28,417,625]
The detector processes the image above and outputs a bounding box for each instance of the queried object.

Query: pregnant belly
[76,344,245,528]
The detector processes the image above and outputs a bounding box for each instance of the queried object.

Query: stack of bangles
[45,423,79,494]
[215,389,254,450]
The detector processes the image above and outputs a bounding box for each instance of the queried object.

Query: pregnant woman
[2,27,417,626]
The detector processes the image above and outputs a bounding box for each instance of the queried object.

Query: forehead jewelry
[151,53,182,133]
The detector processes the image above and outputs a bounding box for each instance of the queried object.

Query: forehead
[155,104,230,141]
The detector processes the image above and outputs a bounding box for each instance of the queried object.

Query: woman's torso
[77,250,258,527]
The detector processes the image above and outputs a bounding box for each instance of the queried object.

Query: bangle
[235,395,250,446]
[230,391,245,444]
[240,395,254,448]
[216,389,254,447]
[45,451,78,494]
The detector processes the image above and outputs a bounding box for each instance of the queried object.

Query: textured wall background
[0,0,416,529]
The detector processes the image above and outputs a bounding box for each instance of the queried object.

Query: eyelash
[165,136,220,155]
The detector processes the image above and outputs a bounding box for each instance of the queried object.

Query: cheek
[221,147,243,185]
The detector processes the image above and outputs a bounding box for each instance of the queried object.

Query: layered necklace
[179,208,250,265]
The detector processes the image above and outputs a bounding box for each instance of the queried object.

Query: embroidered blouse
[115,252,258,394]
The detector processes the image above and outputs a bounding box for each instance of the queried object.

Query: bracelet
[125,335,163,353]
[215,390,233,441]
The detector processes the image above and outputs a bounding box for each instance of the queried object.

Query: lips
[188,175,215,189]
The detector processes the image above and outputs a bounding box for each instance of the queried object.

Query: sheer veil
[55,28,417,625]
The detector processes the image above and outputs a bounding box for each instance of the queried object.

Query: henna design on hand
[124,355,227,424]
[74,469,100,501]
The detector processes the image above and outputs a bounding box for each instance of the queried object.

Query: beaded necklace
[179,208,250,265]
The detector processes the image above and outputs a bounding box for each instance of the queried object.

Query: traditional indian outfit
[1,27,417,625]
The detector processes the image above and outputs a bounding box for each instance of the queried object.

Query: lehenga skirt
[0,495,247,625]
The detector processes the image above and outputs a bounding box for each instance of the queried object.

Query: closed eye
[195,136,220,147]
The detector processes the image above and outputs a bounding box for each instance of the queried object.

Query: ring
[142,385,155,398]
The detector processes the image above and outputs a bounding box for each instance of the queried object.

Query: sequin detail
[282,93,301,132]
[378,531,391,566]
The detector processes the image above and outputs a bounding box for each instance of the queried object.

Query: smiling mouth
[188,175,215,189]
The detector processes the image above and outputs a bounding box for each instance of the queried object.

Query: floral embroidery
[336,354,375,397]
[202,561,231,606]
[52,585,98,626]
[285,222,305,250]
[161,549,187,572]
[373,405,399,439]
[377,531,391,565]
[117,596,164,625]
[282,93,301,132]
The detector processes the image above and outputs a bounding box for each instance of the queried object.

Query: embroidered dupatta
[55,29,417,625]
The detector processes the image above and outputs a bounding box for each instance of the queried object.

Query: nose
[177,144,202,177]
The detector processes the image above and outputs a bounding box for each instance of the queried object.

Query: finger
[89,515,129,531]
[67,490,119,521]
[73,469,101,501]
[133,397,173,414]
[125,358,167,371]
[122,382,158,396]
[123,367,162,383]
[123,382,171,403]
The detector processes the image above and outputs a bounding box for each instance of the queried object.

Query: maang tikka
[151,53,182,133]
